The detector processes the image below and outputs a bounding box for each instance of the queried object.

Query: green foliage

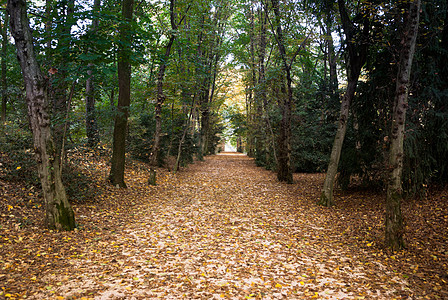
[0,123,98,203]
[0,122,37,186]
[336,0,448,194]
[128,106,199,167]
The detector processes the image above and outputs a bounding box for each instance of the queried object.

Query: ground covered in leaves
[1,151,447,299]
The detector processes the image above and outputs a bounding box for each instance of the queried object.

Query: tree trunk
[1,13,8,123]
[85,0,101,148]
[8,0,75,230]
[324,0,338,101]
[174,100,195,173]
[151,34,175,166]
[256,8,270,164]
[109,0,134,188]
[320,79,357,206]
[51,0,75,155]
[386,0,421,250]
[320,0,370,206]
[271,0,293,183]
[246,2,256,157]
[151,0,185,167]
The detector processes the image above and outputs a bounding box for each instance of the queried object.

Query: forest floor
[1,151,447,299]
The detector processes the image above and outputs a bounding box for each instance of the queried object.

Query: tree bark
[386,0,421,250]
[109,0,134,188]
[320,0,370,206]
[151,34,175,166]
[8,0,75,230]
[85,0,101,148]
[151,0,192,166]
[324,0,338,101]
[320,79,357,206]
[246,2,256,157]
[271,0,293,183]
[1,13,8,123]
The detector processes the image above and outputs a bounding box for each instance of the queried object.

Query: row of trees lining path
[3,0,432,251]
[2,153,446,298]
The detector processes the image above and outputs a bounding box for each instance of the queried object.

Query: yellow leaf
[56,297,65,300]
[16,166,21,170]
[275,283,282,288]
[7,205,13,211]
[30,276,37,281]
[299,281,305,285]
[367,243,372,247]
[5,294,12,298]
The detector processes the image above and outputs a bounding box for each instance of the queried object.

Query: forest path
[82,154,407,299]
[14,154,431,299]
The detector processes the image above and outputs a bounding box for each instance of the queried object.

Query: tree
[320,0,371,206]
[1,10,8,123]
[150,0,189,167]
[8,0,75,230]
[386,0,421,250]
[264,0,309,183]
[50,0,76,156]
[109,0,134,188]
[85,0,101,148]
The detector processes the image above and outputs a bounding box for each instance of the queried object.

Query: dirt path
[3,154,443,299]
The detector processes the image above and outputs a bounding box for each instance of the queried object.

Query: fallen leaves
[0,152,447,299]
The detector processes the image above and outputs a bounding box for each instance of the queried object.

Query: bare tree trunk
[8,0,75,230]
[85,0,101,148]
[386,0,421,250]
[1,13,8,123]
[109,0,134,188]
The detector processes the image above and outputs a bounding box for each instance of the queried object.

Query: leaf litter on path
[1,153,447,299]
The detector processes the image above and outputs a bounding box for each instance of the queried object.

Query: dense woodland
[0,0,447,254]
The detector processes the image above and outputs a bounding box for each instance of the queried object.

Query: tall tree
[320,0,370,206]
[0,11,8,123]
[7,0,75,230]
[386,0,421,250]
[266,0,309,183]
[150,0,188,167]
[109,0,134,188]
[85,0,101,148]
[51,0,76,155]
